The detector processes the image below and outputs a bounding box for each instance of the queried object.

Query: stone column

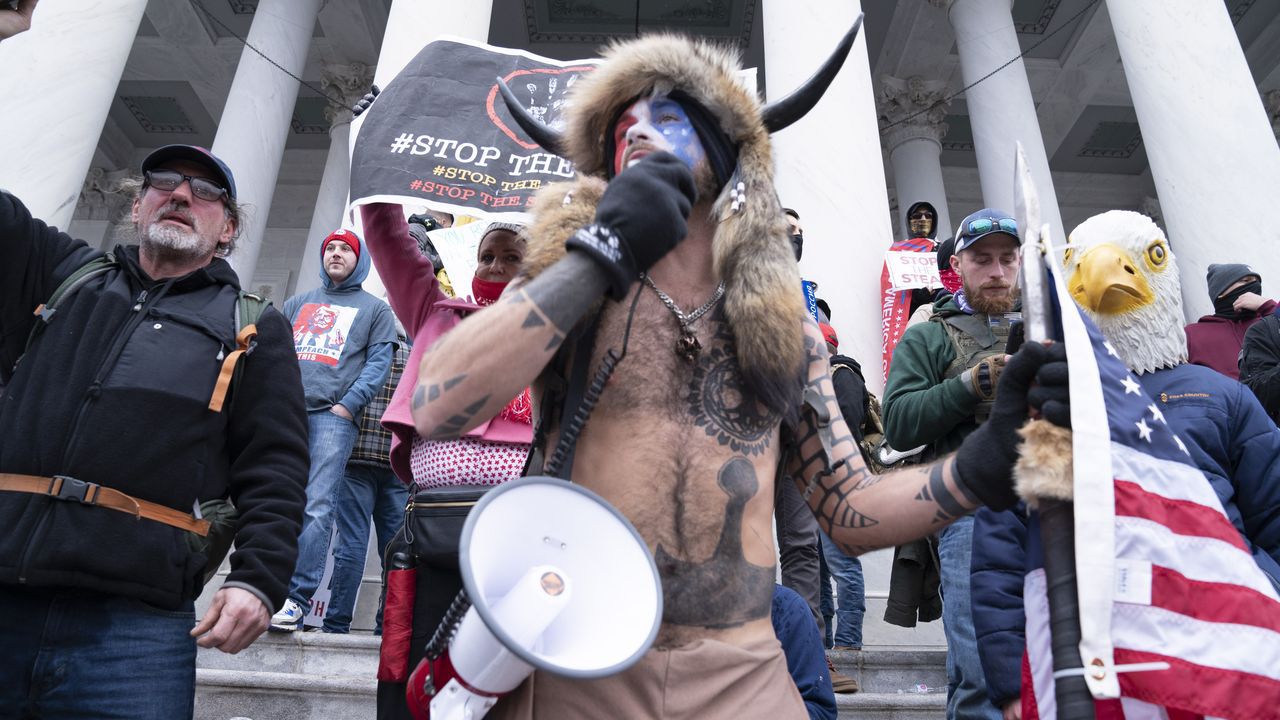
[936,0,1064,241]
[294,64,375,296]
[0,0,147,229]
[1265,90,1280,141]
[1108,0,1280,319]
[68,167,130,251]
[369,1,495,91]
[764,0,894,398]
[357,0,497,163]
[215,0,324,283]
[345,0,495,302]
[879,75,954,241]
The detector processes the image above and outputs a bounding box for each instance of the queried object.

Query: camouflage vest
[932,311,1020,424]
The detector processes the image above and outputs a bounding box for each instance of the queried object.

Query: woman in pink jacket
[361,204,533,487]
[360,203,532,720]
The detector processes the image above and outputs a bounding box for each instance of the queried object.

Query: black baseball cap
[141,144,237,202]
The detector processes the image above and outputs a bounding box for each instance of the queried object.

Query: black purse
[401,484,490,569]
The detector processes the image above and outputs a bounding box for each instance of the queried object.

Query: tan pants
[487,635,806,720]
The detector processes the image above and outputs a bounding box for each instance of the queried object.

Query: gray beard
[140,221,207,263]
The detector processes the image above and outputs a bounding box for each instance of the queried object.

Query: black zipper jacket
[0,191,308,610]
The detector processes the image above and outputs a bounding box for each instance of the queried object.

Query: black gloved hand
[1028,346,1070,429]
[954,341,1070,511]
[566,152,696,299]
[352,85,380,118]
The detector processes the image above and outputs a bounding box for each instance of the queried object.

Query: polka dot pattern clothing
[409,436,529,491]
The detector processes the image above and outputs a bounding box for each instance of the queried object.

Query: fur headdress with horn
[502,18,861,416]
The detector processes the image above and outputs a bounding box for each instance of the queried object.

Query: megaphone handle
[424,589,472,662]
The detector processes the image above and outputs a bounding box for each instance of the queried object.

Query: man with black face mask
[785,207,804,261]
[1185,263,1277,379]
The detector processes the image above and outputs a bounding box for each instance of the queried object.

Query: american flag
[1022,275,1280,719]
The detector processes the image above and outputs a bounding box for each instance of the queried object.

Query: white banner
[885,250,940,290]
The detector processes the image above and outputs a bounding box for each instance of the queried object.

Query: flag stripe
[1118,697,1178,720]
[1110,442,1224,509]
[1114,480,1249,552]
[1115,517,1279,599]
[1111,602,1280,680]
[1150,565,1280,635]
[1114,648,1280,720]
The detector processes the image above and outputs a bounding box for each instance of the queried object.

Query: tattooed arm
[785,318,982,556]
[413,253,609,439]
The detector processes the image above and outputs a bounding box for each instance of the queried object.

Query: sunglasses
[144,170,228,203]
[961,217,1017,239]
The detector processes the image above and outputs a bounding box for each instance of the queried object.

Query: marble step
[195,634,947,720]
[836,690,948,719]
[196,631,380,677]
[828,647,948,695]
[195,668,376,720]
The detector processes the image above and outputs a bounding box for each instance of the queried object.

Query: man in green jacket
[882,208,1021,720]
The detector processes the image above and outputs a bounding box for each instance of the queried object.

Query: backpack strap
[25,253,118,357]
[208,291,268,413]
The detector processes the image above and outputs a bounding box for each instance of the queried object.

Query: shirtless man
[411,32,1065,719]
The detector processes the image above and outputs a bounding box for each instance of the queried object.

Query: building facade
[3,0,1280,395]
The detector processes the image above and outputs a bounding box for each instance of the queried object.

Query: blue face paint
[648,96,706,170]
[612,93,707,174]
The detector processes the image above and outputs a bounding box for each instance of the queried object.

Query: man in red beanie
[271,227,398,631]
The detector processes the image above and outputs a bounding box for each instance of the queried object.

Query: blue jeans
[288,410,359,608]
[938,516,1000,720]
[0,586,196,719]
[324,462,409,633]
[818,531,865,648]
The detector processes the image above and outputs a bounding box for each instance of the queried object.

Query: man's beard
[694,161,720,208]
[139,202,217,262]
[964,278,1018,314]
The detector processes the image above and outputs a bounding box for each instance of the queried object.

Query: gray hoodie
[282,236,397,416]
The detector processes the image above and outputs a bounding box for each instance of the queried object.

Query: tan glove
[962,354,1008,402]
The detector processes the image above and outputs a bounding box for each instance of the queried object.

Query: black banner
[350,38,596,218]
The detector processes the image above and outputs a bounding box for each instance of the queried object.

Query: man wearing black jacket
[1240,313,1280,423]
[0,139,308,716]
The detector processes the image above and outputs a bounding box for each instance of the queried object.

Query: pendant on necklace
[677,329,702,362]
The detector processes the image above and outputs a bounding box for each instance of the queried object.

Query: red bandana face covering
[471,276,508,306]
[939,268,962,294]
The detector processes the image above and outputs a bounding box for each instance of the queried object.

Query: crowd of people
[2,4,1276,720]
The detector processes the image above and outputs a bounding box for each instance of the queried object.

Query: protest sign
[885,250,940,290]
[428,220,490,302]
[350,37,596,221]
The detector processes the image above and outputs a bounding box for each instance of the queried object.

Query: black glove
[406,223,444,274]
[566,152,696,299]
[352,85,380,118]
[954,341,1070,511]
[408,212,443,233]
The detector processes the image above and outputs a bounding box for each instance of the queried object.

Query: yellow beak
[1068,243,1154,315]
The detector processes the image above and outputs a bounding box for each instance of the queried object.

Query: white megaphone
[406,476,663,720]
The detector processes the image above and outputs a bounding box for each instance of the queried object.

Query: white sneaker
[269,599,305,632]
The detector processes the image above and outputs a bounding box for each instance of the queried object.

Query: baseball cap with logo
[141,144,237,202]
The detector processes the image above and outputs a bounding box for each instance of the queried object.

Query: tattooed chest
[590,304,781,457]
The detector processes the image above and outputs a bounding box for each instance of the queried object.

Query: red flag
[879,237,935,381]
